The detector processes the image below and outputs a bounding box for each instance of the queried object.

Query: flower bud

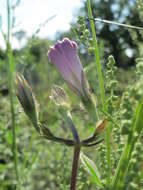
[50,85,70,109]
[50,85,79,142]
[15,74,39,133]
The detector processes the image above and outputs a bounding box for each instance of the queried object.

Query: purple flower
[48,38,89,98]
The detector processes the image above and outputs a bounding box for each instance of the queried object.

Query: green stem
[87,0,106,111]
[105,122,111,184]
[111,141,131,190]
[70,145,81,190]
[87,0,111,185]
[7,0,19,182]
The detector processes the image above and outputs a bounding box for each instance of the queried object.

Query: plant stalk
[7,0,19,182]
[87,0,111,185]
[111,142,131,190]
[87,0,106,111]
[70,145,81,190]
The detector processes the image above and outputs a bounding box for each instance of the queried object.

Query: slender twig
[7,0,19,182]
[82,139,103,147]
[70,144,81,190]
[87,17,143,31]
[87,0,111,185]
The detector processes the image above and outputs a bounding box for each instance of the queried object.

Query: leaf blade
[80,152,103,188]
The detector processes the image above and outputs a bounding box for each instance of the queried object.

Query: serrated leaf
[80,152,103,188]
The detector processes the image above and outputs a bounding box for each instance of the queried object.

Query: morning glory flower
[48,38,89,98]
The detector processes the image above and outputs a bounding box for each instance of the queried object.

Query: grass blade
[80,152,103,188]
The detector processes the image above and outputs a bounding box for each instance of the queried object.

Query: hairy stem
[70,145,81,190]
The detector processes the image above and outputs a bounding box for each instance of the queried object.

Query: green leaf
[80,152,103,188]
[132,95,143,135]
[4,130,12,145]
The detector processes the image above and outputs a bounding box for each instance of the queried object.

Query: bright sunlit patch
[0,0,82,49]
